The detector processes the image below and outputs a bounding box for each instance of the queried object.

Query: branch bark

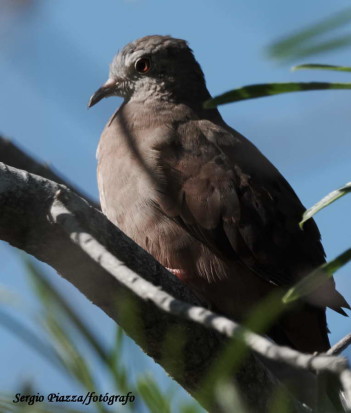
[328,334,351,356]
[51,189,351,406]
[0,136,99,209]
[0,161,297,412]
[2,140,348,412]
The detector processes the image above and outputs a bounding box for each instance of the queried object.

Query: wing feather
[156,119,348,312]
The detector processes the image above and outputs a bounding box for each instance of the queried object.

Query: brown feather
[94,35,349,354]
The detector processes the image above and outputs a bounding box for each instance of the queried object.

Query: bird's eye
[135,57,151,74]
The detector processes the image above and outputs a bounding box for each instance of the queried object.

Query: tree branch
[51,189,351,411]
[1,161,300,413]
[1,142,349,411]
[0,136,99,209]
[328,334,351,356]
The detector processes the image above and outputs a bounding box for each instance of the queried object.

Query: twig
[328,334,351,356]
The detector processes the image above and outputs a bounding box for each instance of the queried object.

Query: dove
[89,35,349,353]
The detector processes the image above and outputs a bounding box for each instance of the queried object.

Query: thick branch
[0,136,99,209]
[51,190,351,410]
[1,162,300,413]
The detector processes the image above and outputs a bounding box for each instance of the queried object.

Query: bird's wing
[157,119,326,288]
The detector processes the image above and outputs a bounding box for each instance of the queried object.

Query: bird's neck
[121,97,223,128]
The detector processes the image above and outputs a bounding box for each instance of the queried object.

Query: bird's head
[88,35,210,108]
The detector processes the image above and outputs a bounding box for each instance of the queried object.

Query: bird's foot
[166,267,187,281]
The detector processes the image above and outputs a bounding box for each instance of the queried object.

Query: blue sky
[1,0,350,410]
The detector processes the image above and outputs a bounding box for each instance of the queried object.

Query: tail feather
[331,306,349,317]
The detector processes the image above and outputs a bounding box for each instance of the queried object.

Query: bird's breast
[96,119,190,266]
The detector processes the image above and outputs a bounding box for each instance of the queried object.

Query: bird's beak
[88,78,118,108]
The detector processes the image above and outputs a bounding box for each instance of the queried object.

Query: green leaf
[24,258,110,365]
[137,375,171,413]
[276,35,351,61]
[22,260,110,413]
[283,249,351,304]
[300,182,351,227]
[268,8,351,61]
[0,309,63,371]
[204,82,351,108]
[293,63,351,73]
[268,387,296,413]
[44,314,96,390]
[160,324,186,381]
[180,403,204,413]
[215,380,249,413]
[197,291,290,410]
[109,327,131,394]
